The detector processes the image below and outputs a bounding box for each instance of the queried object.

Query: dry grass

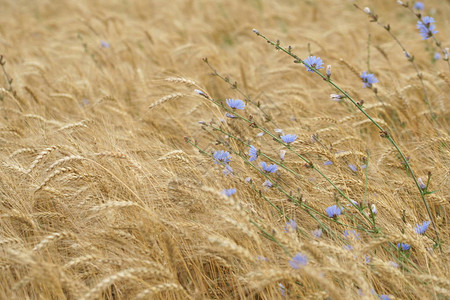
[0,0,449,299]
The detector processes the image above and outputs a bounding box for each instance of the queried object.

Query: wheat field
[0,0,449,299]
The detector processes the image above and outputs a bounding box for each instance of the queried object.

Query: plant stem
[253,30,440,246]
[197,93,375,228]
[203,58,277,125]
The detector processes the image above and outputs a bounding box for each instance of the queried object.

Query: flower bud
[330,94,344,101]
[326,65,331,79]
[371,204,377,215]
[417,177,426,189]
[280,150,286,161]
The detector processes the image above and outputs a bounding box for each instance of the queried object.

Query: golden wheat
[0,0,448,299]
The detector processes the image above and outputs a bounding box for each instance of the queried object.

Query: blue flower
[344,245,353,251]
[249,145,258,161]
[100,40,110,48]
[417,16,438,40]
[262,180,273,188]
[361,71,378,88]
[379,295,391,300]
[415,220,430,235]
[284,219,297,232]
[397,243,411,251]
[325,205,342,218]
[348,164,357,172]
[225,113,237,118]
[434,52,441,60]
[226,99,245,110]
[304,56,324,72]
[289,253,308,269]
[222,188,236,197]
[213,150,231,164]
[324,160,333,166]
[261,162,277,173]
[280,134,298,144]
[257,255,269,261]
[364,255,371,264]
[414,2,424,10]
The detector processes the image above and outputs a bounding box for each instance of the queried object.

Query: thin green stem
[223,138,375,232]
[404,5,450,72]
[253,30,440,246]
[185,136,285,216]
[203,58,277,125]
[209,124,375,231]
[363,151,369,208]
[354,4,437,122]
[198,93,375,228]
[207,123,304,180]
[250,220,291,255]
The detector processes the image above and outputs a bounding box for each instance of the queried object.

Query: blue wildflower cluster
[225,98,245,118]
[289,253,308,269]
[415,220,430,235]
[417,16,438,40]
[226,98,245,110]
[213,150,233,175]
[326,205,342,218]
[249,145,258,161]
[213,150,231,164]
[397,243,411,251]
[360,71,378,88]
[188,10,445,296]
[261,162,277,173]
[222,188,236,197]
[280,134,297,144]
